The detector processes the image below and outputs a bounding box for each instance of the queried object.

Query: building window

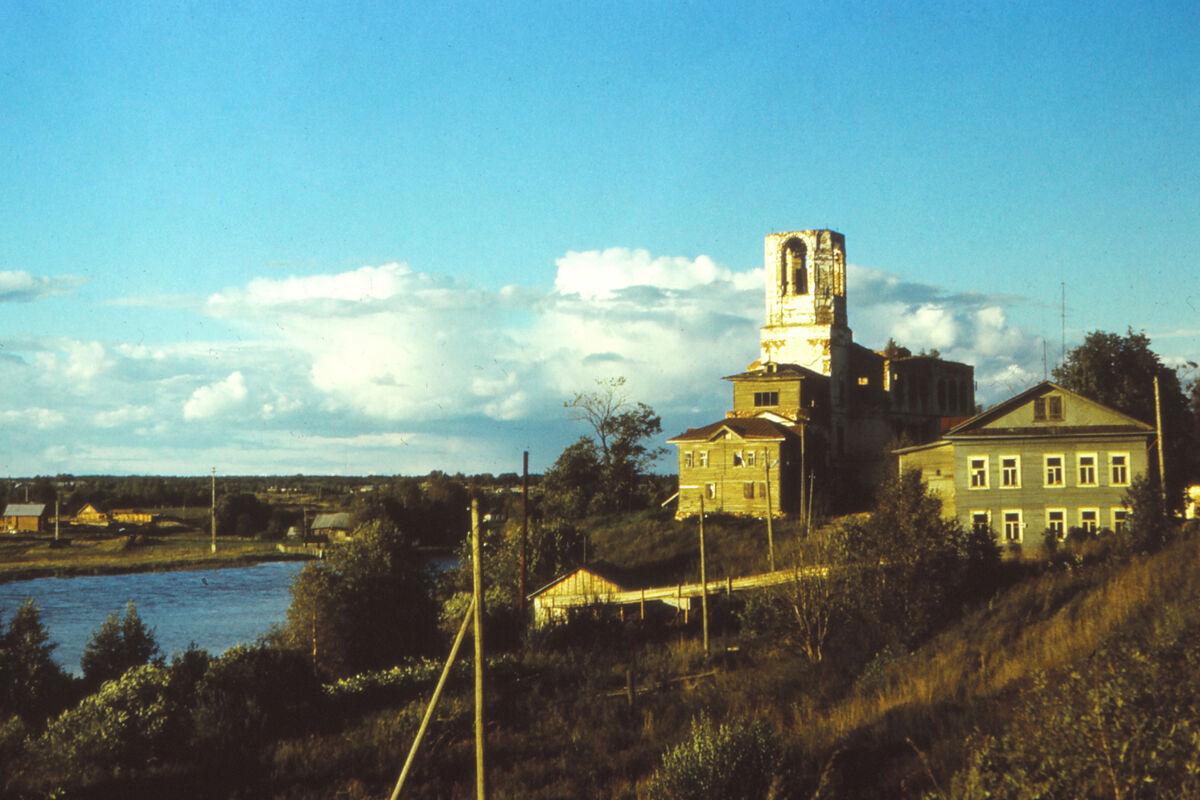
[1047,509,1066,540]
[1045,455,1064,487]
[1112,508,1129,533]
[1001,456,1020,488]
[969,457,988,489]
[1110,453,1129,486]
[753,391,779,407]
[1033,395,1064,421]
[698,451,708,468]
[1078,454,1097,486]
[745,450,756,467]
[1080,508,1099,533]
[683,451,694,469]
[971,511,990,536]
[733,451,744,467]
[705,483,716,500]
[743,482,755,499]
[1003,510,1022,542]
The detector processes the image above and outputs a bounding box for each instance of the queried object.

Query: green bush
[646,713,782,800]
[32,663,174,783]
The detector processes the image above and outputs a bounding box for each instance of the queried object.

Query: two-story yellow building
[897,381,1155,543]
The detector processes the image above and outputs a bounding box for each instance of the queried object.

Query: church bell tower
[760,230,851,379]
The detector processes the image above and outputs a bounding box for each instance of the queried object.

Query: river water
[0,561,307,675]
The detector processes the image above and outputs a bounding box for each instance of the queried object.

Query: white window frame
[732,450,744,467]
[970,510,991,536]
[1044,454,1065,488]
[1112,507,1129,533]
[1079,508,1099,533]
[1046,508,1066,540]
[1109,453,1129,486]
[683,451,694,469]
[745,450,756,468]
[969,456,988,489]
[1002,509,1023,543]
[704,483,716,499]
[698,450,709,468]
[1000,455,1021,488]
[1077,453,1097,486]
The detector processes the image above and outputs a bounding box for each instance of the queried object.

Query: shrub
[645,713,781,800]
[32,663,175,783]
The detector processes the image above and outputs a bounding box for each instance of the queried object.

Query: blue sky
[0,1,1196,476]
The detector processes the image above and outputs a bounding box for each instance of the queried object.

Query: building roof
[667,416,802,444]
[944,381,1154,438]
[3,504,47,517]
[528,560,651,599]
[312,512,352,530]
[723,362,828,382]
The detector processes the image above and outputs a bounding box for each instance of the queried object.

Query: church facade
[668,229,975,518]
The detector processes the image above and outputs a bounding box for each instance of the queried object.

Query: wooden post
[1154,375,1168,511]
[625,667,635,708]
[800,427,806,535]
[210,467,217,553]
[699,493,709,655]
[640,588,645,620]
[764,458,776,571]
[520,451,528,615]
[471,500,486,800]
[391,596,476,800]
[54,497,59,542]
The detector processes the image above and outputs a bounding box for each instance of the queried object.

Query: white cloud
[0,247,1056,475]
[0,408,67,429]
[184,371,249,420]
[0,271,85,303]
[554,248,760,300]
[94,405,154,428]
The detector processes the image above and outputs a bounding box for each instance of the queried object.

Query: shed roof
[312,512,352,530]
[3,504,47,517]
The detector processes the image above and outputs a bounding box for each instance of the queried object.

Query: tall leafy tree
[284,520,439,677]
[552,377,664,515]
[80,601,161,688]
[1052,328,1195,504]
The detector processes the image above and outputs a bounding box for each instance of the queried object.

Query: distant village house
[2,504,49,533]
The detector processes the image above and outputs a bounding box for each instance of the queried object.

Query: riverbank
[0,531,309,585]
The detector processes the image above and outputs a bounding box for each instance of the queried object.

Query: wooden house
[73,503,110,526]
[311,512,352,541]
[2,504,48,533]
[897,381,1155,544]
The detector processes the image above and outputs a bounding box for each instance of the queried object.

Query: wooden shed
[3,504,48,533]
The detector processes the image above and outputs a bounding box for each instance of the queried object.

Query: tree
[553,377,665,515]
[80,601,161,689]
[1052,329,1195,504]
[0,599,74,722]
[844,470,970,648]
[284,520,439,677]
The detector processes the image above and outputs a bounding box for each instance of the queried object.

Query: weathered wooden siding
[676,439,784,517]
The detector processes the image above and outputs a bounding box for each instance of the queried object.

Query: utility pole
[519,451,528,616]
[1154,375,1168,510]
[800,425,807,535]
[470,499,487,800]
[698,493,709,655]
[210,467,217,553]
[54,497,60,542]
[764,459,777,572]
[807,471,816,532]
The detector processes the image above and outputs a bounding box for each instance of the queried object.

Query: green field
[0,528,301,584]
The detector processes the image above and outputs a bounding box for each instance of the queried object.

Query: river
[0,561,307,674]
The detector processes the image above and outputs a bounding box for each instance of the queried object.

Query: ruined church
[668,230,975,517]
